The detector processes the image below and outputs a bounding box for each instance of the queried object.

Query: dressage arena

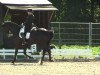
[0,61,100,75]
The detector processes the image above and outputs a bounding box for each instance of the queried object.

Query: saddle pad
[26,32,30,39]
[19,26,25,38]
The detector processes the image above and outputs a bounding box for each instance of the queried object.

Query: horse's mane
[2,21,21,28]
[1,21,21,36]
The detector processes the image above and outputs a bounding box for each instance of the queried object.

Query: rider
[21,9,35,45]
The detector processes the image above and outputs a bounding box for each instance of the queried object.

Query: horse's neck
[9,25,20,36]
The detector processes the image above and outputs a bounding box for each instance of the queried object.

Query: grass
[55,45,100,55]
[92,46,100,55]
[60,45,89,49]
[51,44,100,59]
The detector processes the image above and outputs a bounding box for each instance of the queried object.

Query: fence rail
[0,48,50,60]
[0,44,41,60]
[50,22,100,46]
[0,48,92,60]
[0,49,31,59]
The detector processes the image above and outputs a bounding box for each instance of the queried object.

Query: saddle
[19,25,34,39]
[19,24,47,40]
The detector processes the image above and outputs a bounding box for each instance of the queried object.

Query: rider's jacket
[24,14,34,34]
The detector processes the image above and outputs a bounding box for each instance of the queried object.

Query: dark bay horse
[1,21,54,65]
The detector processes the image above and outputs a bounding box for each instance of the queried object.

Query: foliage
[49,0,100,22]
[92,46,100,55]
[52,44,100,55]
[61,45,89,49]
[4,14,11,21]
[50,44,59,49]
[49,0,66,21]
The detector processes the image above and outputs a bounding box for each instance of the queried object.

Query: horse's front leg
[39,50,45,65]
[12,48,18,64]
[23,48,32,59]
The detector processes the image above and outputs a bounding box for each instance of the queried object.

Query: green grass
[92,46,100,55]
[53,45,100,55]
[51,44,100,59]
[61,45,89,49]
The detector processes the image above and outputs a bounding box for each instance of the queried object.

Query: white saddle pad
[19,26,30,39]
[19,26,25,38]
[26,32,30,39]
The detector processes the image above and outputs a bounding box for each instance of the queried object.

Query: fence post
[3,48,5,60]
[89,22,92,47]
[31,44,37,53]
[58,22,61,47]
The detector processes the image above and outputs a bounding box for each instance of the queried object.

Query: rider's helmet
[27,9,33,13]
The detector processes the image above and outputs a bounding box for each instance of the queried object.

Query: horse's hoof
[11,61,15,65]
[49,60,54,62]
[40,62,43,65]
[38,61,43,65]
[11,63,15,65]
[11,61,14,63]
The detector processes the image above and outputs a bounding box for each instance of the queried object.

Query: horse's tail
[47,30,54,47]
[48,30,54,39]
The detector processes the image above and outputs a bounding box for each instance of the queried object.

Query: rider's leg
[21,33,26,45]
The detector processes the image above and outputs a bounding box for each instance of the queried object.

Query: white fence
[0,44,39,60]
[0,49,50,60]
[0,44,92,60]
[51,48,92,59]
[0,44,51,60]
[0,49,31,59]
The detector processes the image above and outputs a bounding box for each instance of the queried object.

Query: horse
[1,21,54,65]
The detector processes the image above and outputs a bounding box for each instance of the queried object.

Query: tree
[49,0,66,21]
[49,0,100,22]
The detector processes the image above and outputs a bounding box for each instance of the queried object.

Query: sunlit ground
[0,61,100,75]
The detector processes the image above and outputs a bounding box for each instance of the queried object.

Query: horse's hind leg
[39,50,46,65]
[47,49,53,62]
[12,48,18,64]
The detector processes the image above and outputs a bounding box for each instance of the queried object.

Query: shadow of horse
[1,21,54,65]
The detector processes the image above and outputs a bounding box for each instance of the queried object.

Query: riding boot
[22,37,26,45]
[21,33,26,45]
